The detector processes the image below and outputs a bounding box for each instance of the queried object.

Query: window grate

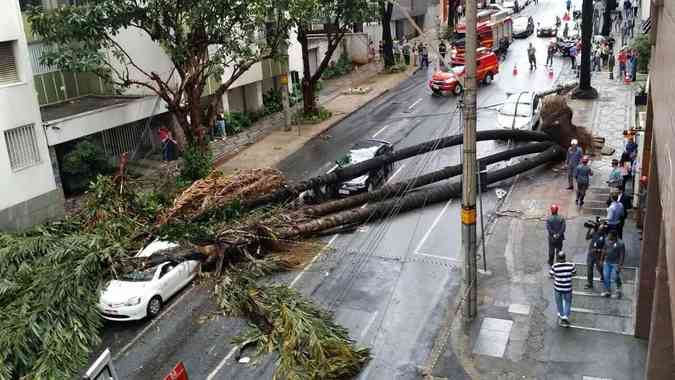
[0,41,19,85]
[4,124,41,171]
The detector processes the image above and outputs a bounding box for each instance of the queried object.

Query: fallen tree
[244,129,553,208]
[300,141,555,217]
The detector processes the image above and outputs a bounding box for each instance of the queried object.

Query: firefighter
[546,204,566,267]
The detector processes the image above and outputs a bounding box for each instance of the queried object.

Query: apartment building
[0,0,288,231]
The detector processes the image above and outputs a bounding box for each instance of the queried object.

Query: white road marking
[415,251,461,262]
[289,234,339,287]
[205,346,239,380]
[408,97,423,110]
[412,199,453,256]
[372,125,389,138]
[113,285,196,361]
[360,311,379,338]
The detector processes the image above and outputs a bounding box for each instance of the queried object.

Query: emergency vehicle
[450,10,512,66]
[429,48,499,96]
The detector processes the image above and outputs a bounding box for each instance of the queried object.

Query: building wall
[646,0,675,343]
[0,0,62,230]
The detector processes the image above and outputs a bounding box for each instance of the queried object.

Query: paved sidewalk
[430,60,647,379]
[212,63,418,174]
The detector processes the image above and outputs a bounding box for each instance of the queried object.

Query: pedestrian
[457,3,463,19]
[421,44,429,68]
[606,193,625,236]
[623,0,632,20]
[566,0,572,12]
[378,40,384,62]
[601,230,626,298]
[624,136,638,163]
[637,175,648,229]
[214,113,225,138]
[368,40,376,62]
[515,0,520,13]
[608,52,615,79]
[546,204,566,267]
[527,42,537,70]
[607,158,623,190]
[575,156,593,207]
[402,42,411,65]
[568,44,577,70]
[601,42,609,67]
[546,42,555,67]
[160,129,178,161]
[592,49,602,71]
[630,51,638,81]
[550,251,576,327]
[618,49,627,79]
[439,41,447,60]
[616,189,632,238]
[393,40,401,63]
[584,221,606,289]
[565,139,583,190]
[563,22,570,39]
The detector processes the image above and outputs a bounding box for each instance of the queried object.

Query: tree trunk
[300,142,555,217]
[574,0,599,99]
[298,27,319,114]
[380,1,395,68]
[276,145,564,238]
[243,129,553,208]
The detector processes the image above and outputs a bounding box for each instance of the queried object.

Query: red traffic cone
[548,67,554,79]
[513,64,518,76]
[624,72,631,84]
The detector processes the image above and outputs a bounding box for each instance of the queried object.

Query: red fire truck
[450,10,513,66]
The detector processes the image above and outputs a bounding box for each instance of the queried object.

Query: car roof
[505,91,535,103]
[136,240,179,258]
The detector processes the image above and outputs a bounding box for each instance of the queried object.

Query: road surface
[97,1,574,378]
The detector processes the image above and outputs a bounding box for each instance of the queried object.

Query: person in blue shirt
[607,159,623,190]
[574,156,593,206]
[606,194,625,236]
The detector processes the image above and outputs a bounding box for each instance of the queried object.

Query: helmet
[581,156,589,163]
[640,175,648,184]
[550,204,560,214]
[570,139,578,145]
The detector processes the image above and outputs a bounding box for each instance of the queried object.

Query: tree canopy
[28,0,289,148]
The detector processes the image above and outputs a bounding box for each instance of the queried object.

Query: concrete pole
[462,0,478,320]
[280,73,291,132]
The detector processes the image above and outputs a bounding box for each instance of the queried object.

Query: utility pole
[461,0,478,320]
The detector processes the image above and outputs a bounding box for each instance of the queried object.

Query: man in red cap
[546,204,566,266]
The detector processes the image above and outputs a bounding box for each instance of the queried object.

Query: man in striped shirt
[550,251,577,326]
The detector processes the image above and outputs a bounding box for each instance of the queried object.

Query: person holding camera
[584,219,606,289]
[546,204,566,267]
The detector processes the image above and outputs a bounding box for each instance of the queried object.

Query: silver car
[497,91,542,130]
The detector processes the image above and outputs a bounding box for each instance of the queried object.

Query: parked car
[496,91,542,130]
[484,3,513,15]
[502,1,517,12]
[513,16,535,38]
[299,139,394,203]
[430,48,499,96]
[537,21,558,37]
[98,241,200,321]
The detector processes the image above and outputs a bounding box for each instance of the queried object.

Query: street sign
[163,362,189,380]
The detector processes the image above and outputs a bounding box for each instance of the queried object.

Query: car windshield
[120,267,156,282]
[500,101,531,117]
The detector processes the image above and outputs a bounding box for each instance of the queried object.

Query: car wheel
[484,73,493,85]
[453,84,463,96]
[147,296,162,318]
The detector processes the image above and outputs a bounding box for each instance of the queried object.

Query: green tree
[28,1,288,151]
[287,0,370,114]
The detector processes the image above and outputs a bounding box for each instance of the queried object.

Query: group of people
[546,133,643,327]
[375,38,432,68]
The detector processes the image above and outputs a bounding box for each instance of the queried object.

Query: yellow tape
[461,207,477,224]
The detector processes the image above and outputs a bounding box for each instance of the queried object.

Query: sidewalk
[212,62,418,174]
[430,61,647,379]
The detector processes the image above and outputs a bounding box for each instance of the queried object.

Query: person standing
[617,49,627,79]
[575,156,593,206]
[566,0,572,12]
[546,41,555,67]
[439,41,447,60]
[606,193,625,236]
[378,40,384,63]
[421,44,429,68]
[550,251,576,326]
[566,139,583,190]
[563,22,570,39]
[616,189,632,238]
[528,42,537,70]
[585,222,606,289]
[402,42,411,65]
[601,230,626,298]
[457,3,463,20]
[546,204,566,266]
[214,113,225,139]
[607,158,623,189]
[608,51,615,79]
[630,50,638,81]
[569,43,577,69]
[592,48,601,71]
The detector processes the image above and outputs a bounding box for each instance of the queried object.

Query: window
[0,41,19,85]
[4,124,41,170]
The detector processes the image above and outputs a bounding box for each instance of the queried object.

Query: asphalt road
[96,1,574,379]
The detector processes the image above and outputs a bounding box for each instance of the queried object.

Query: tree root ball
[539,95,595,154]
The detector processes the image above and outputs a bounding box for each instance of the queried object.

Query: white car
[98,240,200,321]
[497,91,542,130]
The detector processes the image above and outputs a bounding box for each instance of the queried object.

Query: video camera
[584,216,607,230]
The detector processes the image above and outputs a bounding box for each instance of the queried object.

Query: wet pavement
[95,1,592,378]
